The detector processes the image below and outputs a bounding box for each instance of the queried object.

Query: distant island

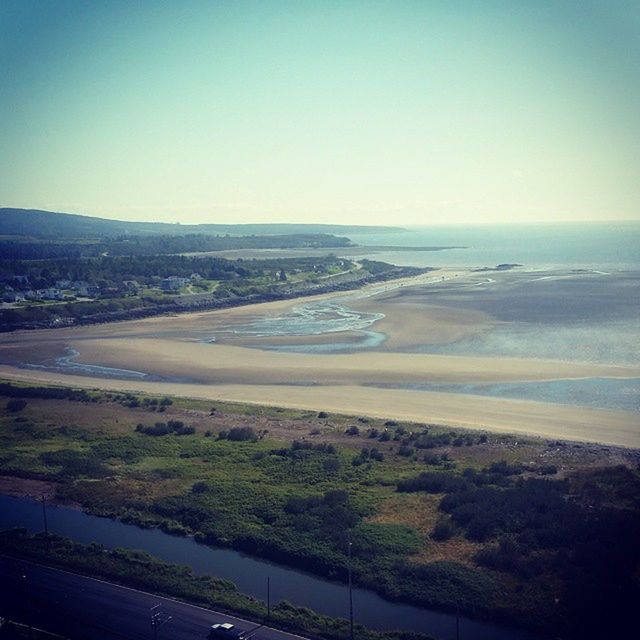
[473,263,523,272]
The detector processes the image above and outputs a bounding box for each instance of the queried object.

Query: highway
[0,556,308,640]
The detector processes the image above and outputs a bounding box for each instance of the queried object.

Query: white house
[160,276,189,291]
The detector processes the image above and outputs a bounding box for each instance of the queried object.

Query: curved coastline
[1,267,638,446]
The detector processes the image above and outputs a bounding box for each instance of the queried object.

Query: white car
[209,622,245,640]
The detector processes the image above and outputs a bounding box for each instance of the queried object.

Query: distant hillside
[0,208,404,238]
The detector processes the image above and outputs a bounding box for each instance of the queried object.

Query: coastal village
[1,272,206,305]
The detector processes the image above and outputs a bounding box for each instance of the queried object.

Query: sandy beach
[1,268,638,447]
[0,365,638,447]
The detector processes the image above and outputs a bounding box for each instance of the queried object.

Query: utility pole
[150,604,172,640]
[41,495,49,550]
[266,576,271,622]
[348,538,354,640]
[455,601,460,640]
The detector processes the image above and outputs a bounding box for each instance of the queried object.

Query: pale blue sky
[1,1,639,224]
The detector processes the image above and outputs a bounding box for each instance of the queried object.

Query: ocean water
[348,222,640,270]
[372,378,640,414]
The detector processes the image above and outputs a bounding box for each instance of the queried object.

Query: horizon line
[2,206,639,228]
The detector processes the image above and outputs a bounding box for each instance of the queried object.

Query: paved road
[0,556,307,640]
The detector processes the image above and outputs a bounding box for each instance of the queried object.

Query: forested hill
[0,208,404,238]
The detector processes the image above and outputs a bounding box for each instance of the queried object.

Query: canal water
[0,494,542,640]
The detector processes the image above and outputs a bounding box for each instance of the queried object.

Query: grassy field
[0,380,639,639]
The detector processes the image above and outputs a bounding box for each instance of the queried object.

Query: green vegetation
[0,382,638,638]
[135,420,195,436]
[0,233,352,260]
[0,251,424,330]
[397,467,640,638]
[5,399,27,413]
[0,253,346,291]
[0,529,430,640]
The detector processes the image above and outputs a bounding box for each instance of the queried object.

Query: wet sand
[34,339,640,385]
[1,268,638,447]
[349,300,495,350]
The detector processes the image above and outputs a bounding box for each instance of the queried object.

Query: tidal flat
[0,268,638,445]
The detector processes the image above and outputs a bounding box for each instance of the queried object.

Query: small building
[40,288,64,301]
[123,280,141,292]
[160,276,189,291]
[76,284,100,297]
[100,286,120,298]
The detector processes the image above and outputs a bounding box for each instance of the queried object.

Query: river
[0,494,542,640]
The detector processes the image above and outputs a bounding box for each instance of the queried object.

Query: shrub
[135,421,195,436]
[397,472,470,494]
[488,460,523,476]
[40,449,109,478]
[192,481,208,494]
[323,458,341,473]
[345,425,360,436]
[414,433,452,449]
[539,465,558,475]
[6,399,27,412]
[0,383,90,403]
[432,518,455,541]
[227,426,258,442]
[440,478,579,545]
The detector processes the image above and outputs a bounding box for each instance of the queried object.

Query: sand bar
[62,340,640,384]
[1,335,638,386]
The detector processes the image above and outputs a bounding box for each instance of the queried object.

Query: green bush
[6,398,27,412]
[432,519,454,541]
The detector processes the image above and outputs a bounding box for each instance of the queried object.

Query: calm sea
[348,222,640,270]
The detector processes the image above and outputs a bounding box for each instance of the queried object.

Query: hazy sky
[1,0,639,225]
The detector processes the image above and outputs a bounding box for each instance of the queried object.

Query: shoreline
[1,266,638,447]
[1,367,638,447]
[0,263,433,333]
[0,266,467,341]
